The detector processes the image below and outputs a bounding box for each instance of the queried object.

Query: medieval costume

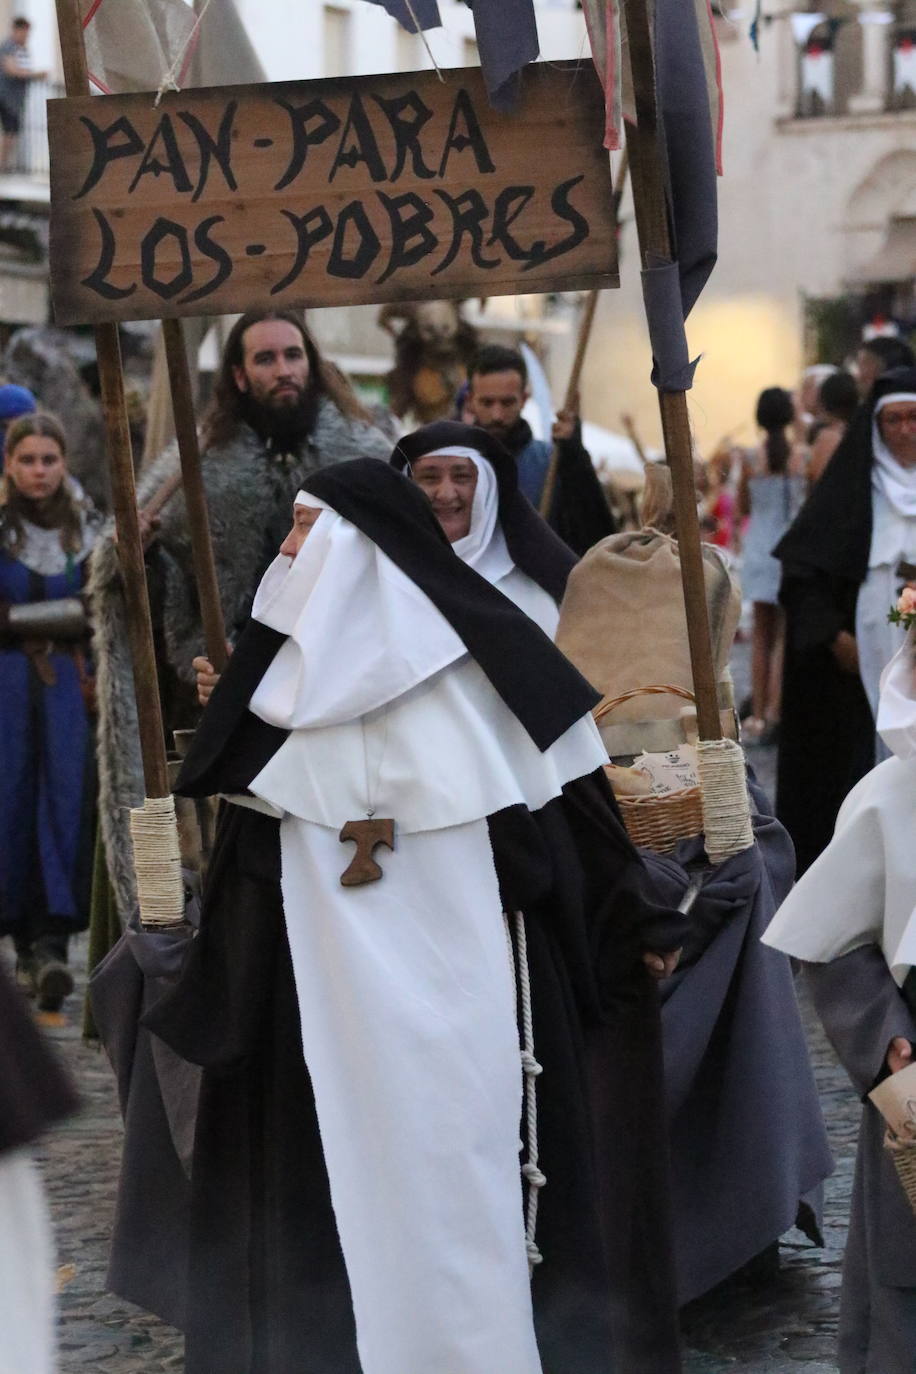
[0,962,77,1374]
[391,420,577,633]
[136,459,685,1374]
[492,415,617,557]
[89,395,391,925]
[555,532,832,1301]
[0,474,99,1002]
[763,626,916,1374]
[774,367,916,874]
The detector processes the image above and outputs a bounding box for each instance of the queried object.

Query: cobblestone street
[32,734,860,1373]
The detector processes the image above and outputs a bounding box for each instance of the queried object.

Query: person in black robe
[774,367,916,874]
[142,458,686,1374]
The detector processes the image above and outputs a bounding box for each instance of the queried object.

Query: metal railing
[2,78,64,180]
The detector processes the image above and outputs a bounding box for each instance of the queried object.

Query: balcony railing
[2,78,64,181]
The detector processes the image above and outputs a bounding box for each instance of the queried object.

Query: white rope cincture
[697,737,754,865]
[504,909,546,1275]
[154,0,215,106]
[128,794,186,927]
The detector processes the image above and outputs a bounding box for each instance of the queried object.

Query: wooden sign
[48,62,618,326]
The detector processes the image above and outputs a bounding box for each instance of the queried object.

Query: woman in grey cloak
[764,621,916,1374]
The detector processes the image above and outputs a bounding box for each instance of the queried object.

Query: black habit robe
[132,461,686,1374]
[774,368,916,874]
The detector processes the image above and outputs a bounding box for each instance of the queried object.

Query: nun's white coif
[420,445,560,636]
[763,627,916,986]
[247,491,604,833]
[233,493,607,1374]
[855,390,916,725]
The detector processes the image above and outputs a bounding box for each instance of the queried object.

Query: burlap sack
[556,530,740,751]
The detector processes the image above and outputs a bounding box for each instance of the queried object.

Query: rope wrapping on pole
[697,738,754,864]
[128,795,185,927]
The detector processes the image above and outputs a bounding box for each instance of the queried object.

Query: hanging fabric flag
[360,0,442,32]
[581,0,623,150]
[617,0,719,392]
[82,0,263,97]
[584,0,722,172]
[358,0,539,110]
[82,0,198,94]
[468,0,541,110]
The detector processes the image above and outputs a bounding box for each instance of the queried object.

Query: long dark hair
[1,412,84,556]
[202,310,369,449]
[755,387,794,474]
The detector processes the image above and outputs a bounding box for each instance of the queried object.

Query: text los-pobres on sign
[48,63,618,325]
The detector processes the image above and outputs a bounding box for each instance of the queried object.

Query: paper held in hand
[868,1062,916,1139]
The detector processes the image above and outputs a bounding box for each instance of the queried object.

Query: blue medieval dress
[0,489,99,956]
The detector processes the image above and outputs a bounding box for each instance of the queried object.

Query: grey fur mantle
[90,398,392,920]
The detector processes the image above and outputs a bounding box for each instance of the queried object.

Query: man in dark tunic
[465,344,617,556]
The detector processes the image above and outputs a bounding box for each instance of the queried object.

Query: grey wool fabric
[806,945,916,1374]
[89,398,392,921]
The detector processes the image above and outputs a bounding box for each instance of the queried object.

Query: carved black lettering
[328,201,381,280]
[432,188,500,275]
[80,208,137,300]
[127,116,193,196]
[178,215,233,305]
[140,217,194,300]
[329,93,387,184]
[274,99,341,191]
[488,185,537,262]
[73,115,144,199]
[271,206,334,294]
[437,90,496,178]
[372,90,436,181]
[376,191,437,284]
[179,101,238,203]
[521,175,590,269]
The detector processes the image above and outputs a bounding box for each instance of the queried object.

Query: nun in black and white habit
[391,419,576,634]
[764,625,916,1373]
[145,458,686,1374]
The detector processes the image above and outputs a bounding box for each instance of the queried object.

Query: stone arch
[842,149,916,279]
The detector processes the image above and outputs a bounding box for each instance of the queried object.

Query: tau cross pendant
[338,818,395,886]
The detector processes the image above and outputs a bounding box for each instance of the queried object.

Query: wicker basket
[595,685,704,854]
[887,1131,916,1217]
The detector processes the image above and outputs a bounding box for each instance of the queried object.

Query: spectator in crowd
[809,370,860,483]
[737,387,808,745]
[0,18,47,172]
[856,336,916,400]
[0,413,100,1010]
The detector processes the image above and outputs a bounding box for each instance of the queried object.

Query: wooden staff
[621,412,651,468]
[57,0,189,927]
[538,150,630,521]
[162,318,228,671]
[537,288,599,519]
[56,0,169,796]
[622,0,722,743]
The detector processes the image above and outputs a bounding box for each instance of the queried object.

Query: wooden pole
[55,0,170,796]
[622,0,722,742]
[161,318,228,671]
[538,151,629,520]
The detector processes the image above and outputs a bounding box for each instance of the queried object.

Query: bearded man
[90,310,392,924]
[466,344,616,556]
